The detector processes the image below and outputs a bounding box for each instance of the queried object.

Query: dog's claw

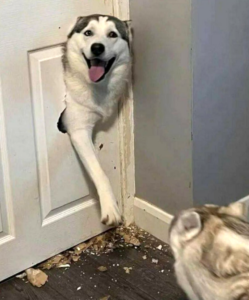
[101,215,109,225]
[101,202,122,226]
[101,215,122,227]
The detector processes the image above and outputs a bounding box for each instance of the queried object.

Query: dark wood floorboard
[0,232,187,300]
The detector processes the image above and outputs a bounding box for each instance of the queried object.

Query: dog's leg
[70,128,122,226]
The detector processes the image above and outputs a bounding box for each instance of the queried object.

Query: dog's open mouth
[83,54,116,83]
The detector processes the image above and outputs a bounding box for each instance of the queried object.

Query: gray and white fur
[169,202,249,300]
[58,15,131,226]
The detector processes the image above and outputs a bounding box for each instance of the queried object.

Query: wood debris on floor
[25,269,48,288]
[1,225,187,300]
[20,225,145,287]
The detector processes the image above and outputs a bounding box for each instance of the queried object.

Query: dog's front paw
[101,200,122,227]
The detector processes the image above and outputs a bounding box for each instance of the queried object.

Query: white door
[0,0,123,281]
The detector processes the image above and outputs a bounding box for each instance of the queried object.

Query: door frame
[114,0,135,225]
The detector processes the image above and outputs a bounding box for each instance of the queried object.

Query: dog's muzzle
[83,53,116,83]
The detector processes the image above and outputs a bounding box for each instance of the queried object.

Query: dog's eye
[108,31,118,38]
[84,30,93,37]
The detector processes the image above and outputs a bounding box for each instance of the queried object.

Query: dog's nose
[91,43,105,56]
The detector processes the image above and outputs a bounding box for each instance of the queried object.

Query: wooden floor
[0,231,187,300]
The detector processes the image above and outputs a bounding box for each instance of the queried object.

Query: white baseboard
[134,195,249,244]
[134,197,173,244]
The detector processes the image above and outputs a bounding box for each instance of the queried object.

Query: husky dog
[58,15,131,226]
[169,202,249,300]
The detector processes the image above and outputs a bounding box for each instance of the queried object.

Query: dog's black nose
[91,43,105,56]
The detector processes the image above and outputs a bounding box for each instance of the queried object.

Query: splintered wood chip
[74,240,93,255]
[123,267,132,274]
[39,254,64,270]
[152,259,158,264]
[100,296,110,300]
[72,255,80,262]
[16,272,27,279]
[57,264,70,268]
[51,254,64,264]
[124,235,141,246]
[39,251,76,270]
[74,243,88,255]
[98,266,108,272]
[25,268,48,287]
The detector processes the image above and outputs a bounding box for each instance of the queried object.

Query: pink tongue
[89,66,105,82]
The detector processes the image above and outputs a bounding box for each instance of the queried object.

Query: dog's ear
[67,16,85,39]
[219,202,248,221]
[177,211,202,241]
[123,20,132,48]
[124,20,132,28]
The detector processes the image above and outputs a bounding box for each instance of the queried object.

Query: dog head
[63,14,131,83]
[169,202,248,256]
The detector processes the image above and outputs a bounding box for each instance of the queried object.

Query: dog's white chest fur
[64,62,129,121]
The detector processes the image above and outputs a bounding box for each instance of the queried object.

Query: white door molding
[113,0,135,225]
